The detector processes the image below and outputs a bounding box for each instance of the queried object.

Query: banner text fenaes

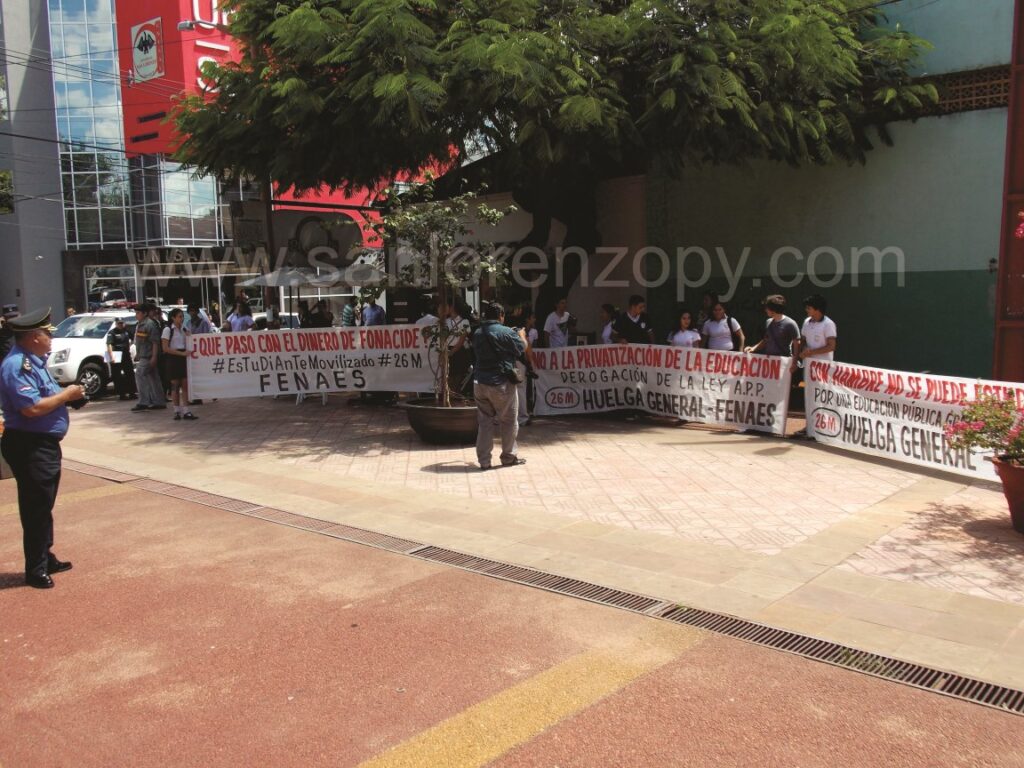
[533,345,793,435]
[187,325,434,399]
[804,359,1024,481]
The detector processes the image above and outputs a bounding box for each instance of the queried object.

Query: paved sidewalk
[60,394,1024,689]
[2,471,1021,768]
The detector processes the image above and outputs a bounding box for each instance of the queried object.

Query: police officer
[0,308,86,589]
[104,317,137,401]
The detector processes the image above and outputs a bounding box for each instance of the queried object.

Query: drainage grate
[129,479,262,513]
[236,507,425,554]
[65,461,140,484]
[414,545,672,614]
[657,606,1024,715]
[64,461,1024,717]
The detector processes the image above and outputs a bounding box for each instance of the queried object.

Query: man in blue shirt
[471,302,527,470]
[0,308,86,589]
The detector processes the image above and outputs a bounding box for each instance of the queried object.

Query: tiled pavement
[58,393,1024,688]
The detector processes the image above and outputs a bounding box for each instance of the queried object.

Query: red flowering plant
[944,395,1024,465]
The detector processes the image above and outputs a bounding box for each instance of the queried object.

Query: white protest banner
[804,359,1024,481]
[188,325,434,399]
[533,345,793,435]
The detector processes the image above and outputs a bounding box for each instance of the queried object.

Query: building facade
[1,0,371,321]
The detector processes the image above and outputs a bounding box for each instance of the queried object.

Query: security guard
[0,308,86,589]
[104,317,137,400]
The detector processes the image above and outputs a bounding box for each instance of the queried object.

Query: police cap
[6,307,57,333]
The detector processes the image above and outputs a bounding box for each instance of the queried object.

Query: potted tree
[365,183,513,444]
[944,395,1024,533]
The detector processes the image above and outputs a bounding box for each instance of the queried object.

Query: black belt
[2,429,63,443]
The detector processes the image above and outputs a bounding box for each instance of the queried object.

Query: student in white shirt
[799,294,837,363]
[161,308,196,421]
[517,312,540,426]
[701,301,744,351]
[543,298,572,348]
[668,308,701,348]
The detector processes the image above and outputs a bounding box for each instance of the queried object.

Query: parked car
[252,311,300,329]
[87,287,131,311]
[47,311,137,397]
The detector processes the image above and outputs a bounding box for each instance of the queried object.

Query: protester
[308,299,334,328]
[161,308,196,421]
[0,308,85,589]
[599,304,617,344]
[668,308,701,348]
[341,296,358,327]
[696,291,719,331]
[513,309,539,427]
[543,297,572,348]
[745,294,801,358]
[444,299,473,395]
[227,302,255,332]
[131,304,164,411]
[297,300,311,329]
[185,303,213,334]
[471,301,527,470]
[799,294,837,363]
[361,296,386,326]
[613,295,655,344]
[701,301,744,351]
[104,317,137,400]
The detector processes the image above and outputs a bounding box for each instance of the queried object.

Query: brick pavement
[4,471,1022,768]
[57,393,1024,688]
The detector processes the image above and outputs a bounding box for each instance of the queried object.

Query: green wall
[646,109,1007,379]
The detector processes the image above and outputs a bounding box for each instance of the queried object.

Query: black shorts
[165,354,187,381]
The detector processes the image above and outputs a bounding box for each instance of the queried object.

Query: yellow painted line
[359,624,704,768]
[0,483,137,516]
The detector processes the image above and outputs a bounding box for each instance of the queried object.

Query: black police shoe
[26,574,54,589]
[47,557,72,573]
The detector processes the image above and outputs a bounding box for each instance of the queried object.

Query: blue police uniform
[0,309,75,588]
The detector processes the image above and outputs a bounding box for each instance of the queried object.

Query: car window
[53,316,117,339]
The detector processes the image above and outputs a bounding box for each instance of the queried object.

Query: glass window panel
[67,117,94,144]
[48,0,63,22]
[61,0,87,21]
[87,23,113,50]
[189,177,217,206]
[76,208,100,242]
[60,25,89,58]
[64,83,91,110]
[74,173,98,205]
[93,117,121,148]
[57,117,72,144]
[85,0,112,22]
[166,215,193,242]
[53,82,68,109]
[193,211,217,241]
[50,32,66,60]
[65,209,78,244]
[90,82,116,108]
[62,173,75,204]
[100,207,126,242]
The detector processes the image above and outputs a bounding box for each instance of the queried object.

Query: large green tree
[174,0,934,302]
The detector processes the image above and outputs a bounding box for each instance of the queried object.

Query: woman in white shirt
[161,308,196,421]
[227,302,255,332]
[668,308,701,348]
[701,301,745,351]
[599,304,617,344]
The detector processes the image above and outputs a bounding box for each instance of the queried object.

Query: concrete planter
[992,456,1024,534]
[403,398,478,445]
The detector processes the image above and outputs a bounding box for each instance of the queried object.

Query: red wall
[116,0,237,155]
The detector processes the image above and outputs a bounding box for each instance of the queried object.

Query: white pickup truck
[47,311,138,397]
